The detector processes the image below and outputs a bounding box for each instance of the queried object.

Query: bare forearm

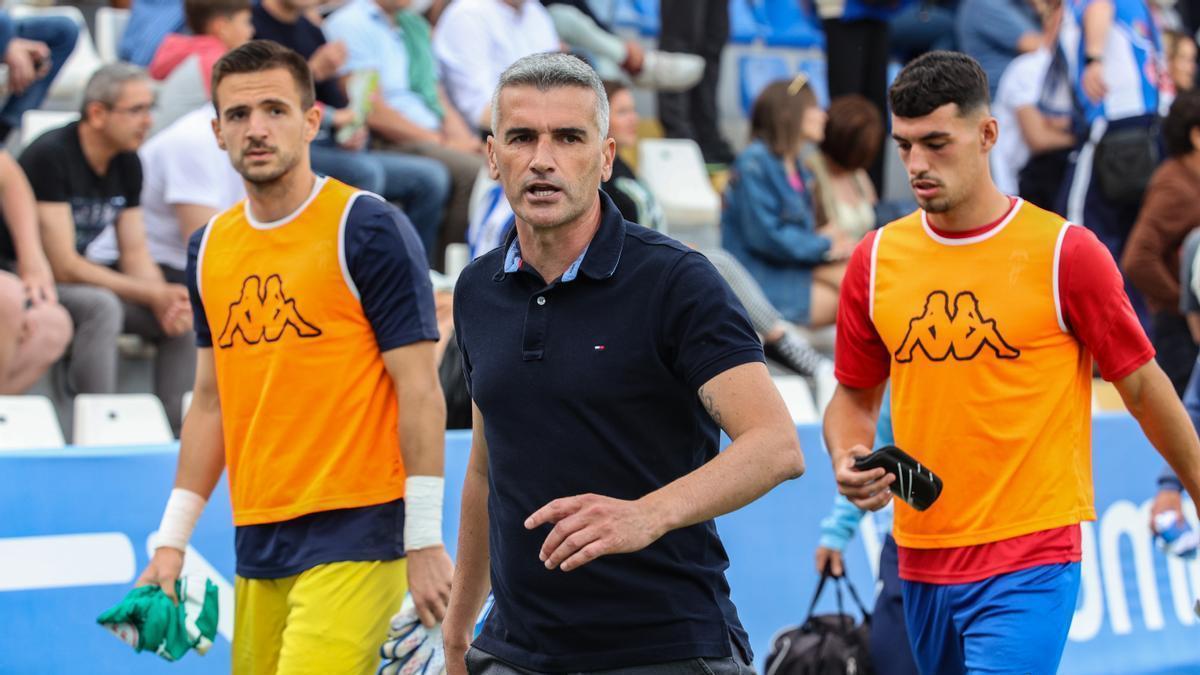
[641,425,802,532]
[1120,363,1200,499]
[443,468,491,646]
[398,387,448,477]
[173,403,225,499]
[1083,0,1113,56]
[368,105,441,146]
[57,256,158,305]
[823,384,883,466]
[0,159,41,261]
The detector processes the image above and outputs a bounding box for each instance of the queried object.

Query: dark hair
[185,0,250,35]
[211,40,315,110]
[1164,89,1200,157]
[888,50,990,119]
[750,77,818,157]
[602,79,628,102]
[820,94,883,170]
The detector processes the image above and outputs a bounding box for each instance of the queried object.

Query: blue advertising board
[0,417,1197,673]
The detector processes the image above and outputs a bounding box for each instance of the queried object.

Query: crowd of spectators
[3,0,1200,451]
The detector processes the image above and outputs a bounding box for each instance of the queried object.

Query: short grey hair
[490,53,609,138]
[81,63,150,117]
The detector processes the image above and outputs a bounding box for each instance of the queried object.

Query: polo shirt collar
[494,191,626,283]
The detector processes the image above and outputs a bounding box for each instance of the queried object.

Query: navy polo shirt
[452,192,764,671]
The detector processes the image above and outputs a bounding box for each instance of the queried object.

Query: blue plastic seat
[738,53,793,114]
[729,0,768,44]
[762,0,824,48]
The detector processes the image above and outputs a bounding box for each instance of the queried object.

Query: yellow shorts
[233,558,408,675]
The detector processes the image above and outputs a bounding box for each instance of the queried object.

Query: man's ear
[980,115,1000,153]
[486,135,500,181]
[211,117,227,151]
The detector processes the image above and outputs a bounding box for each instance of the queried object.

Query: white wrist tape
[404,476,444,552]
[154,488,206,552]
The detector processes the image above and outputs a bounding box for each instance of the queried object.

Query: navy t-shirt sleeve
[344,196,440,351]
[658,250,765,391]
[120,153,143,208]
[186,225,213,348]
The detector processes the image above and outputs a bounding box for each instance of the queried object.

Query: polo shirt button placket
[523,290,550,361]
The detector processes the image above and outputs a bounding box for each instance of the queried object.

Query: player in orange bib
[824,51,1200,674]
[133,41,454,675]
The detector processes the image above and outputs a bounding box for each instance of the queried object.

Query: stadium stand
[0,394,64,449]
[73,393,173,446]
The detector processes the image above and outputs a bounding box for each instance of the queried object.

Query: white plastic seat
[94,7,130,64]
[772,375,819,425]
[73,394,173,446]
[0,395,65,450]
[10,5,102,110]
[18,109,78,150]
[637,138,721,230]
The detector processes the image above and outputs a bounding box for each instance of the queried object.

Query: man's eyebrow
[504,127,536,139]
[552,127,588,136]
[892,130,952,143]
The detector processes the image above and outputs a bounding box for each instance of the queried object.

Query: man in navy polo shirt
[443,52,806,675]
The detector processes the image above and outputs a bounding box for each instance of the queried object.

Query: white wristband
[404,476,444,552]
[153,488,206,552]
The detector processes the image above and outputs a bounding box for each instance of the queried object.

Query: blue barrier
[1,417,1197,673]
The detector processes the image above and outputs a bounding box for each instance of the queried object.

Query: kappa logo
[217,274,322,348]
[895,290,1019,363]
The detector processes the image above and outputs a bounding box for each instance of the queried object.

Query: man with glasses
[26,63,195,433]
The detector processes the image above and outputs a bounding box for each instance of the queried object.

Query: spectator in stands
[327,0,487,266]
[991,0,1076,204]
[254,0,453,268]
[149,0,255,95]
[29,64,193,434]
[1163,28,1197,93]
[816,0,915,189]
[540,0,703,90]
[0,150,71,394]
[657,0,735,165]
[0,11,79,143]
[432,0,561,132]
[104,106,244,288]
[1122,89,1200,394]
[603,80,830,377]
[1060,0,1165,268]
[118,0,185,67]
[956,0,1043,99]
[805,94,882,242]
[722,77,855,329]
[889,0,958,63]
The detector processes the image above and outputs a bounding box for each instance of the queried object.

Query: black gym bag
[763,570,874,675]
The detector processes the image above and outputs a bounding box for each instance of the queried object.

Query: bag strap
[804,570,833,622]
[834,574,872,620]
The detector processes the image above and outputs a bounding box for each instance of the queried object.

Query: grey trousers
[464,646,756,675]
[56,281,195,434]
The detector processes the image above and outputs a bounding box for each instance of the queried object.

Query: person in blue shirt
[722,76,855,328]
[118,0,184,67]
[955,0,1043,100]
[0,10,78,142]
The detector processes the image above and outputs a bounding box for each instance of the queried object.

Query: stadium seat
[762,0,824,49]
[10,5,103,110]
[729,0,768,44]
[148,54,206,136]
[771,375,819,424]
[737,52,791,115]
[17,109,78,151]
[73,394,173,446]
[0,395,65,450]
[94,7,131,64]
[796,56,830,108]
[636,138,721,230]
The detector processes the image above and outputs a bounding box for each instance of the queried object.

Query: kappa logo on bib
[895,290,1019,363]
[217,274,322,348]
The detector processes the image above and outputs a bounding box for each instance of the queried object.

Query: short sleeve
[969,1,1037,51]
[451,282,474,397]
[1179,227,1200,314]
[657,250,764,391]
[18,139,67,203]
[121,153,143,208]
[1060,224,1154,381]
[186,225,212,347]
[344,196,439,351]
[162,139,228,208]
[834,230,891,388]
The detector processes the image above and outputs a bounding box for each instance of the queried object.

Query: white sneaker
[633,51,705,92]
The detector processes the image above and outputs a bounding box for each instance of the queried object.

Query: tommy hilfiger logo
[217,274,321,348]
[895,291,1019,363]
